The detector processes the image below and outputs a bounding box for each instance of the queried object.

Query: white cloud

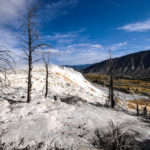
[92,44,103,48]
[0,0,78,26]
[66,43,103,48]
[0,27,18,47]
[39,0,78,21]
[66,41,128,64]
[48,33,78,40]
[0,27,27,67]
[118,19,150,32]
[56,48,107,65]
[47,32,79,44]
[46,30,128,65]
[49,0,78,10]
[35,49,59,54]
[110,41,127,51]
[0,0,34,25]
[54,41,128,65]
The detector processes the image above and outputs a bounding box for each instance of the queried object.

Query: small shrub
[91,120,141,150]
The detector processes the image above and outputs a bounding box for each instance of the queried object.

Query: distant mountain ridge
[84,50,150,78]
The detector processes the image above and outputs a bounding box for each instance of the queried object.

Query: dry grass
[84,73,150,96]
[128,99,150,114]
[84,73,150,112]
[91,120,141,150]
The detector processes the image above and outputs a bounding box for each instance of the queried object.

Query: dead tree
[132,93,140,116]
[0,48,15,90]
[143,106,147,117]
[108,49,115,108]
[136,103,139,116]
[42,52,50,98]
[19,6,48,103]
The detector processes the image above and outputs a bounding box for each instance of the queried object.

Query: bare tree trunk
[110,68,115,108]
[45,65,48,98]
[143,106,147,117]
[109,49,115,108]
[27,54,32,103]
[136,104,139,116]
[27,10,32,103]
[42,52,50,98]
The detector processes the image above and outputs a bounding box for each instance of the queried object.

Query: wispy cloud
[56,45,105,65]
[0,27,18,48]
[47,31,127,65]
[43,28,130,65]
[56,50,108,65]
[56,42,128,65]
[47,32,79,44]
[46,29,88,45]
[35,48,59,54]
[0,0,34,25]
[39,0,78,21]
[0,0,78,26]
[108,0,121,8]
[118,19,150,32]
[109,41,127,51]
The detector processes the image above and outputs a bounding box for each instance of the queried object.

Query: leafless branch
[19,4,51,103]
[0,49,15,91]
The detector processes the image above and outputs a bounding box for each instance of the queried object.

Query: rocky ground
[0,65,150,149]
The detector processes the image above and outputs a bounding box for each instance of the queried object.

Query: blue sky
[1,0,150,65]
